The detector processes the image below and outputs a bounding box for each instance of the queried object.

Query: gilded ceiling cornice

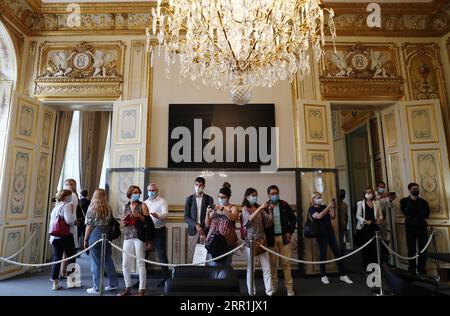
[2,0,450,37]
[327,0,448,15]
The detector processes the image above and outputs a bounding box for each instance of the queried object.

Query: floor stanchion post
[375,231,385,296]
[99,234,107,296]
[249,239,255,296]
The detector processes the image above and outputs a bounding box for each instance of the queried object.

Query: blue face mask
[248,196,257,205]
[218,197,227,206]
[270,195,280,204]
[66,196,72,203]
[148,191,157,199]
[377,188,385,194]
[131,194,141,201]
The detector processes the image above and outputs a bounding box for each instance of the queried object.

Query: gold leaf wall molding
[2,0,450,37]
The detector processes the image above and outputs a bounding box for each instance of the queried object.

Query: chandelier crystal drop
[148,0,336,104]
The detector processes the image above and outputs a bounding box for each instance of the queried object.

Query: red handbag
[122,213,137,226]
[50,204,71,237]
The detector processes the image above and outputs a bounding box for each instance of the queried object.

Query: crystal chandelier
[147,0,336,104]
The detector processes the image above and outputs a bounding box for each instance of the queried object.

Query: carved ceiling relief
[402,43,446,103]
[320,44,404,101]
[34,41,125,101]
[1,0,449,36]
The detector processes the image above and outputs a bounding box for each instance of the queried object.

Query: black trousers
[155,227,170,278]
[361,224,379,272]
[146,227,170,278]
[51,235,76,281]
[316,231,347,277]
[405,226,428,274]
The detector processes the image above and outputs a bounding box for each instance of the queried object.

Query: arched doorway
[0,19,18,192]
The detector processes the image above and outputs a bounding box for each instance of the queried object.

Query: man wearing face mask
[400,183,430,276]
[184,177,214,263]
[144,183,169,286]
[375,181,396,264]
[264,185,297,296]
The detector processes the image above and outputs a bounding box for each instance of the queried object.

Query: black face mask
[339,195,345,201]
[411,190,419,197]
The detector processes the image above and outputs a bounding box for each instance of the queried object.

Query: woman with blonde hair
[84,189,118,294]
[309,192,353,285]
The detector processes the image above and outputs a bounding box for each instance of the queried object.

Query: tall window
[58,111,80,191]
[99,122,111,189]
[58,111,111,193]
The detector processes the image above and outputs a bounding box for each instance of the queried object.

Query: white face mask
[314,198,323,205]
[195,185,203,194]
[365,193,373,200]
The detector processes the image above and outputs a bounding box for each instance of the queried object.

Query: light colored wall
[150,51,296,169]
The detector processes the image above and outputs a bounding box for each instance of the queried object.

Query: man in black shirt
[400,183,430,276]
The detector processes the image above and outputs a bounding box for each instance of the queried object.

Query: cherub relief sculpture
[330,51,352,77]
[87,50,114,77]
[49,51,75,77]
[370,51,389,78]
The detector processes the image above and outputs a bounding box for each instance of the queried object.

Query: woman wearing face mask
[309,192,353,285]
[205,182,239,267]
[241,188,274,296]
[48,189,77,290]
[60,179,80,278]
[119,185,150,296]
[356,187,383,273]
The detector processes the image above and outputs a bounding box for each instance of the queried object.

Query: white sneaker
[86,287,99,295]
[339,275,354,284]
[105,286,118,291]
[321,276,330,284]
[287,289,295,296]
[52,283,62,291]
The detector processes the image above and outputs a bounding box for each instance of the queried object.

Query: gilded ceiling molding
[320,43,404,101]
[34,41,126,101]
[1,0,450,37]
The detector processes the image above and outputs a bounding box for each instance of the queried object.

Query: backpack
[107,216,121,241]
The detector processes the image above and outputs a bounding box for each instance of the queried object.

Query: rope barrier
[381,232,434,260]
[0,239,102,267]
[256,237,376,264]
[109,240,246,267]
[5,230,36,260]
[0,231,432,270]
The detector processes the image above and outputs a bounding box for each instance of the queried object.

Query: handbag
[303,212,319,238]
[122,213,137,226]
[252,238,267,256]
[107,216,121,241]
[193,243,208,265]
[49,204,71,237]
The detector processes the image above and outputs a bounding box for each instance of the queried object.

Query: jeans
[154,227,170,278]
[207,252,233,267]
[316,231,347,277]
[51,235,76,281]
[89,226,118,290]
[406,226,428,274]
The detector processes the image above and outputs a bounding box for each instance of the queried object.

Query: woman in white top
[49,189,76,290]
[60,179,80,278]
[356,187,383,273]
